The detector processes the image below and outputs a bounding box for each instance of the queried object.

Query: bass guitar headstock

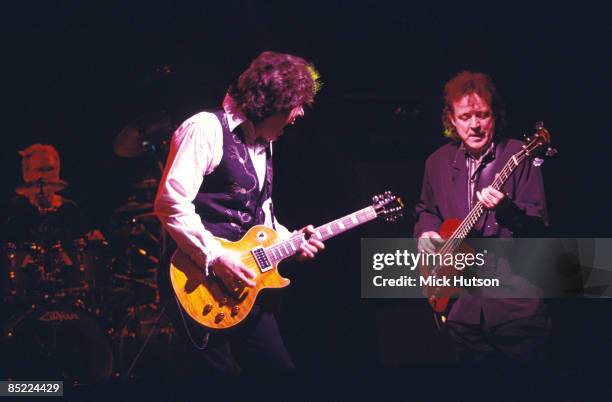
[522,121,557,166]
[372,191,404,222]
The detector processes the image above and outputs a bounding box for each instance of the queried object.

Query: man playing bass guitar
[414,71,550,374]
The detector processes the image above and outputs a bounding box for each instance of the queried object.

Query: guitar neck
[265,206,378,263]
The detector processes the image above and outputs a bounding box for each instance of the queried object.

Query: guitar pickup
[251,247,272,272]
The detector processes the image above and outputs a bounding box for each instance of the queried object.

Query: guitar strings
[441,140,541,254]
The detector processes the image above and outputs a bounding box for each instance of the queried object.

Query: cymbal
[113,111,173,158]
[15,178,68,196]
[113,201,153,215]
[134,212,159,223]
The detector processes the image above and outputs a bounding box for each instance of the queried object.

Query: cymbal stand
[120,298,170,380]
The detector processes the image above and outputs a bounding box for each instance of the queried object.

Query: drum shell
[2,242,51,302]
[81,239,114,287]
[1,241,88,302]
[3,303,113,385]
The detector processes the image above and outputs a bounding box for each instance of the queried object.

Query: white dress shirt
[154,96,291,270]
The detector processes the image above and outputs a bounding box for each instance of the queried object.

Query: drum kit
[2,112,178,386]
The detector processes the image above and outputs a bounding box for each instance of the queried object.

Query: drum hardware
[111,210,160,289]
[113,200,154,216]
[121,242,157,277]
[132,175,159,204]
[113,273,157,289]
[15,178,69,213]
[108,214,160,306]
[132,212,159,224]
[15,178,68,196]
[115,299,174,380]
[102,219,159,308]
[134,176,158,190]
[116,217,159,244]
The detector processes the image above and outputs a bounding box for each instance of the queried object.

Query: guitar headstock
[372,191,405,222]
[522,121,556,162]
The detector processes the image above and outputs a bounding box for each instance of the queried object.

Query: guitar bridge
[251,247,272,272]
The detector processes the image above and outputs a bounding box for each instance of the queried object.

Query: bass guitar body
[420,218,469,316]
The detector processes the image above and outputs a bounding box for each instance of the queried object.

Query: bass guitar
[170,191,404,330]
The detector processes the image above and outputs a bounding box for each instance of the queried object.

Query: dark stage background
[2,0,612,397]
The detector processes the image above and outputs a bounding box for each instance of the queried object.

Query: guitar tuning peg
[532,157,544,167]
[545,147,558,157]
[372,195,380,203]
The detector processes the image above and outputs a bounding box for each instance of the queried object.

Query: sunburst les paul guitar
[170,191,404,330]
[421,122,553,322]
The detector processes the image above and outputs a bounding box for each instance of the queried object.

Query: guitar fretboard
[264,206,378,263]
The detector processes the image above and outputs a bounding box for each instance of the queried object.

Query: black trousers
[446,311,551,400]
[165,295,295,376]
[446,310,551,363]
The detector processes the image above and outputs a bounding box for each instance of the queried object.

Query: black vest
[193,110,273,241]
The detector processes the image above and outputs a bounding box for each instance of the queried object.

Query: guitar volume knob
[214,312,225,324]
[231,306,240,316]
[202,304,212,315]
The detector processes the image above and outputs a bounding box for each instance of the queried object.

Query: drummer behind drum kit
[2,113,178,386]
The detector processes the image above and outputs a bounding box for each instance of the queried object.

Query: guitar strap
[267,142,277,231]
[471,141,497,232]
[477,141,499,191]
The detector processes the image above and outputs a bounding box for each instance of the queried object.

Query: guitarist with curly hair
[155,52,325,375]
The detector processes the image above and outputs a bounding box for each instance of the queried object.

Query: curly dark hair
[229,51,321,123]
[442,71,506,140]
